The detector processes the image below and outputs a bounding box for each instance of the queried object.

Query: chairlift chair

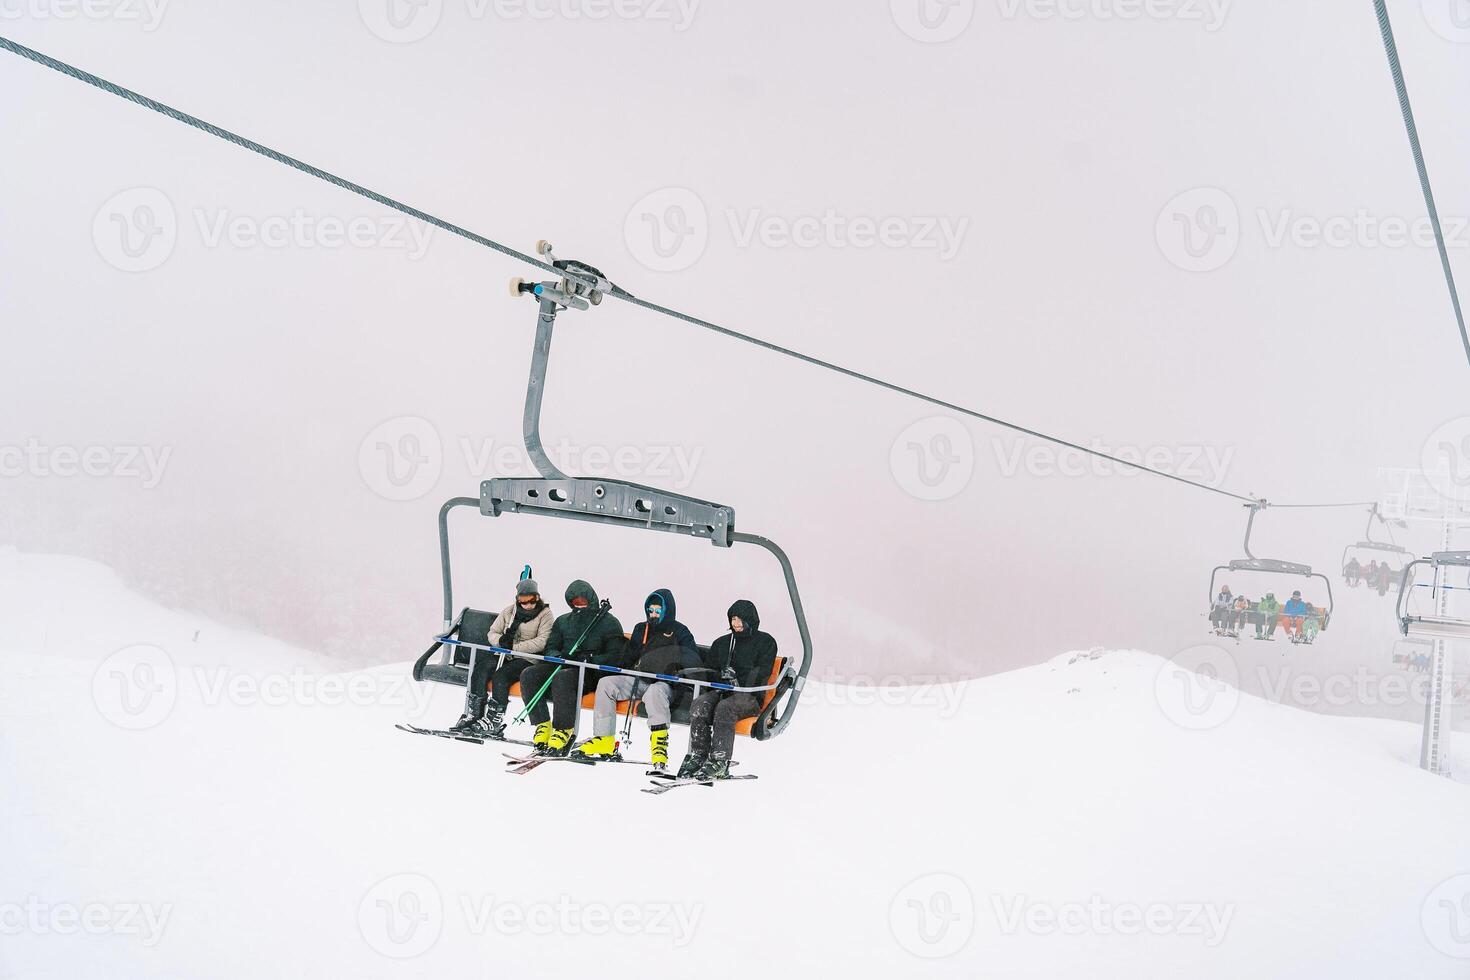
[1396,551,1470,639]
[409,243,814,741]
[1208,502,1334,639]
[1341,504,1412,591]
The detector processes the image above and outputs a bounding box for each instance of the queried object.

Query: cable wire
[0,33,1378,512]
[1372,0,1470,372]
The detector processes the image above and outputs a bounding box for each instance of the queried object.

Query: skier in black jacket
[573,588,701,768]
[517,580,626,755]
[675,599,778,779]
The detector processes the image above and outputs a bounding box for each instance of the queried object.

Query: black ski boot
[675,752,707,779]
[696,752,732,781]
[479,705,507,740]
[449,692,487,733]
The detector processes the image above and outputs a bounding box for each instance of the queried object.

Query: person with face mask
[516,580,626,756]
[674,599,778,781]
[449,578,553,737]
[573,588,700,769]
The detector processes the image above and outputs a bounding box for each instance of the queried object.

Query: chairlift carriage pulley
[411,243,814,741]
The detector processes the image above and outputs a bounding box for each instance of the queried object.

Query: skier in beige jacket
[450,578,554,738]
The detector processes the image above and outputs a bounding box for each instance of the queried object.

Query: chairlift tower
[1379,467,1470,777]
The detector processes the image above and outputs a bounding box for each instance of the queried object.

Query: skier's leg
[450,653,495,730]
[678,691,721,777]
[519,663,555,726]
[592,675,637,738]
[549,668,599,741]
[642,682,674,767]
[700,693,762,778]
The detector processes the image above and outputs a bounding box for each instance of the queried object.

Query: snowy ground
[4,548,1470,979]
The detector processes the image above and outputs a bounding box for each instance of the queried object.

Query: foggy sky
[2,0,1468,717]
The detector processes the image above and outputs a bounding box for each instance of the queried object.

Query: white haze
[1,1,1468,717]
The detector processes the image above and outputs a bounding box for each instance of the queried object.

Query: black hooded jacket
[626,588,702,676]
[707,600,778,691]
[545,580,628,667]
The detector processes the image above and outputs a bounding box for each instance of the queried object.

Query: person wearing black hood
[449,578,555,737]
[572,588,701,769]
[675,599,778,780]
[516,580,626,755]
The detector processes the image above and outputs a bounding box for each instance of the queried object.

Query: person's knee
[714,702,746,727]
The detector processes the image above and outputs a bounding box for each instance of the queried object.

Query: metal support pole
[1421,520,1453,775]
[523,298,569,480]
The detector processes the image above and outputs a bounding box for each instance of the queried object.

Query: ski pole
[514,599,611,724]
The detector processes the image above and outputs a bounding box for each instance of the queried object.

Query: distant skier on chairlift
[1210,586,1235,635]
[1255,593,1281,640]
[1282,590,1308,642]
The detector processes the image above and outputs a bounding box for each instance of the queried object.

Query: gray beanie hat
[517,579,540,597]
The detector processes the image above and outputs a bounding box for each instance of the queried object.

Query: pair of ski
[395,723,537,749]
[642,771,758,795]
[500,749,650,775]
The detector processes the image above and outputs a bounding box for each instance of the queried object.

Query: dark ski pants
[689,691,761,759]
[467,653,532,710]
[519,662,599,730]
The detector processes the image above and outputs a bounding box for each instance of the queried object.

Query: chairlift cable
[0,34,1388,513]
[1371,1,1470,373]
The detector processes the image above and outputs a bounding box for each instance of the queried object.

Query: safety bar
[1396,556,1470,637]
[436,637,789,696]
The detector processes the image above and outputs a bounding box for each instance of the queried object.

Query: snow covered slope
[3,548,1469,979]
